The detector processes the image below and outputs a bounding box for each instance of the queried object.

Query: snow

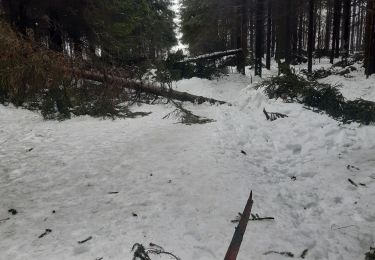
[1,60,375,260]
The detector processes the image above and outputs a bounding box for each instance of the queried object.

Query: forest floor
[1,60,375,260]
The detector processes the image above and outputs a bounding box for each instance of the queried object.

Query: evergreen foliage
[258,68,375,125]
[0,21,147,120]
[1,0,177,65]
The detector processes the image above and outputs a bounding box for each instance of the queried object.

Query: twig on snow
[348,178,358,187]
[0,217,10,222]
[231,212,275,223]
[263,108,288,121]
[263,251,294,257]
[38,229,52,238]
[300,249,309,258]
[78,236,93,244]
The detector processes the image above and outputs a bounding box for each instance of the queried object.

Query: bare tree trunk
[298,3,304,55]
[350,0,357,52]
[66,68,227,104]
[365,0,375,76]
[255,0,264,76]
[331,0,342,63]
[342,0,352,61]
[357,0,365,50]
[284,0,292,64]
[308,0,315,72]
[266,0,272,70]
[335,0,343,57]
[325,0,333,52]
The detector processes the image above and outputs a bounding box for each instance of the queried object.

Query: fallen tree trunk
[65,68,227,105]
[177,49,242,64]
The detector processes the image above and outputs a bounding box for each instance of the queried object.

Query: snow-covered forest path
[1,66,375,259]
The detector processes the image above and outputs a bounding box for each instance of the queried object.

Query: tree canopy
[1,0,177,65]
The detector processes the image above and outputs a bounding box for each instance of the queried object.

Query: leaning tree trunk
[65,68,227,105]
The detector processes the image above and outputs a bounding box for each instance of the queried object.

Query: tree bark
[65,68,227,105]
[331,0,343,63]
[308,0,315,72]
[365,0,375,76]
[325,0,333,52]
[350,0,357,52]
[255,0,264,76]
[266,0,272,70]
[177,49,243,64]
[224,191,253,260]
[342,0,351,61]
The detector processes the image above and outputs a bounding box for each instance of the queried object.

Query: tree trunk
[66,68,227,105]
[342,0,351,61]
[255,0,264,76]
[308,0,315,72]
[266,0,272,70]
[325,0,333,52]
[350,0,357,52]
[365,0,375,76]
[236,0,247,75]
[357,0,365,50]
[331,0,343,63]
[335,0,343,57]
[298,3,304,55]
[284,0,292,64]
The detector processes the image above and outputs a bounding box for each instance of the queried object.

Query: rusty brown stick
[224,191,254,260]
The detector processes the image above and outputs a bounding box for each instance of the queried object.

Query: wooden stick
[224,191,254,260]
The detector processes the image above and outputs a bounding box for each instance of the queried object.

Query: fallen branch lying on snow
[348,178,358,187]
[176,49,242,64]
[78,236,92,244]
[263,251,294,258]
[300,249,309,258]
[163,101,214,125]
[263,108,288,121]
[0,217,10,223]
[231,212,275,223]
[38,229,52,238]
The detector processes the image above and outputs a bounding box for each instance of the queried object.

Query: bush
[258,67,310,101]
[303,83,345,118]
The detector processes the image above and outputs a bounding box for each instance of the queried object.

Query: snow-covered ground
[1,61,375,260]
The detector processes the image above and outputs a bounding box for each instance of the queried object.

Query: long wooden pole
[224,191,254,260]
